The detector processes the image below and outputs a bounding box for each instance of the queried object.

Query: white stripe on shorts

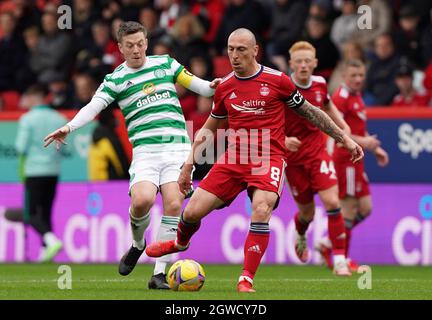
[346,166,355,196]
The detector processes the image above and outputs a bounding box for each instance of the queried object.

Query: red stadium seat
[0,91,21,111]
[213,56,232,78]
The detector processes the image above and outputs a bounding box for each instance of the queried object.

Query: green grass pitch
[0,264,431,300]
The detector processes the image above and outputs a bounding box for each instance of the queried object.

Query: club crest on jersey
[260,84,270,96]
[315,91,322,103]
[154,69,166,79]
[143,83,156,95]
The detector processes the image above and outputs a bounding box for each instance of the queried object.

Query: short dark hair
[117,21,147,42]
[24,84,48,97]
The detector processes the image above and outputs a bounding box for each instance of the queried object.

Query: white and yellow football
[167,259,206,291]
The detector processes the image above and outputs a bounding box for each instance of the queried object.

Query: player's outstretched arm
[293,100,364,163]
[176,68,221,97]
[43,125,70,150]
[43,99,107,149]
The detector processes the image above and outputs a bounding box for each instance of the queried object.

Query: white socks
[153,216,180,275]
[130,208,150,250]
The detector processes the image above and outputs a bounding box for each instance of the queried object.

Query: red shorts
[198,156,287,207]
[284,151,338,204]
[334,159,370,199]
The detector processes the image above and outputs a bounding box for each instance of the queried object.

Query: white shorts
[129,150,190,192]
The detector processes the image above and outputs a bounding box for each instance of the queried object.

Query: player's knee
[299,207,315,221]
[323,197,341,212]
[252,202,272,222]
[182,202,202,223]
[131,195,154,216]
[164,200,182,216]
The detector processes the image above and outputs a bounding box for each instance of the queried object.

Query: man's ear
[118,42,123,55]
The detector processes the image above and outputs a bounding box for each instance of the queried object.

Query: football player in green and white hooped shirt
[44,21,220,289]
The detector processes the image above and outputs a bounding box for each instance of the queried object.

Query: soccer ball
[167,259,206,291]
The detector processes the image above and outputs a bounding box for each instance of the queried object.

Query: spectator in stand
[365,33,400,106]
[139,6,167,56]
[70,73,97,109]
[75,20,121,79]
[330,0,358,52]
[189,55,213,81]
[16,25,39,92]
[391,63,430,107]
[421,7,432,64]
[303,15,339,80]
[0,11,26,92]
[152,36,174,56]
[10,0,41,35]
[72,0,100,52]
[190,0,225,44]
[29,11,73,85]
[309,0,333,20]
[267,0,309,74]
[423,62,432,96]
[394,5,424,68]
[329,41,366,94]
[47,73,73,110]
[169,14,209,67]
[157,0,190,32]
[214,0,269,54]
[353,0,392,51]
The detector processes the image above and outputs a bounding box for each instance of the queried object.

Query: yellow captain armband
[176,68,194,88]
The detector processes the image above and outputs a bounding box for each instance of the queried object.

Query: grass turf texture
[0,264,431,300]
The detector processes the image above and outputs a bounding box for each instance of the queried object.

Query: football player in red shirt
[319,59,389,270]
[284,41,353,275]
[146,28,363,292]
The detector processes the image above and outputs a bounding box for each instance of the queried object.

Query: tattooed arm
[292,99,364,163]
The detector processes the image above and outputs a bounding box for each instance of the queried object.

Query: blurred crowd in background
[1,0,432,121]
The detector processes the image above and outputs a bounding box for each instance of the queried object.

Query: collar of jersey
[290,73,312,89]
[234,65,263,81]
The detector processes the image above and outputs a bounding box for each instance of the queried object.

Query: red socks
[176,213,201,247]
[327,208,346,256]
[294,211,312,235]
[241,222,270,281]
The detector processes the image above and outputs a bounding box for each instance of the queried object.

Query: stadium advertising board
[0,121,95,182]
[1,182,431,265]
[365,119,432,182]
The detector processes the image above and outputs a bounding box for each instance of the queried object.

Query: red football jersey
[332,84,367,159]
[391,91,430,107]
[211,65,302,160]
[285,75,330,164]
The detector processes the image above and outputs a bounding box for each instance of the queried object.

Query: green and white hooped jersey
[93,55,191,153]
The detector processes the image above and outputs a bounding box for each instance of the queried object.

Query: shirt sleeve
[280,74,305,108]
[15,116,31,155]
[210,87,227,119]
[169,56,185,82]
[92,75,118,106]
[331,90,348,115]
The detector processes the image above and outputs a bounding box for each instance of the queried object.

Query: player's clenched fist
[43,125,70,150]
